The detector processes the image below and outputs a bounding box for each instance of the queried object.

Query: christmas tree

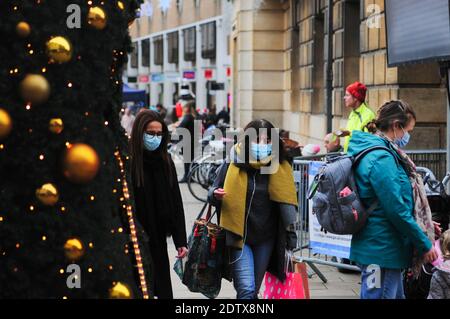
[0,0,152,298]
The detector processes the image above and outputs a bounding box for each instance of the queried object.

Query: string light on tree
[114,150,149,299]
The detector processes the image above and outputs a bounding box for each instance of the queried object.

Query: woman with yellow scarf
[208,119,298,299]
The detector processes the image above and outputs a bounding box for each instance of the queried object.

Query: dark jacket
[207,159,297,282]
[133,151,187,298]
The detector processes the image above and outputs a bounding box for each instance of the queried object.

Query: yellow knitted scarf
[220,144,298,248]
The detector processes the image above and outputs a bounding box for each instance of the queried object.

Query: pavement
[168,163,361,299]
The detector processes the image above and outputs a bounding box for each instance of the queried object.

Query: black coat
[133,151,187,298]
[208,162,297,282]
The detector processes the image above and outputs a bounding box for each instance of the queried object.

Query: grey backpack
[308,146,395,235]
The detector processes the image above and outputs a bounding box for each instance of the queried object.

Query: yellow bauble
[16,21,31,37]
[36,183,59,206]
[64,238,85,261]
[20,74,50,105]
[46,36,72,64]
[49,118,64,134]
[88,7,107,30]
[0,108,12,139]
[63,143,100,183]
[109,282,133,299]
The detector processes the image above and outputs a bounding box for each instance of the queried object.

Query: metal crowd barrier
[291,149,448,283]
[292,153,359,283]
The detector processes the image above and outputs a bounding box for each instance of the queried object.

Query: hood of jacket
[347,131,401,161]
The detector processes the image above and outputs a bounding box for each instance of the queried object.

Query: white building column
[215,18,227,112]
[149,37,159,106]
[196,24,206,110]
[163,33,173,109]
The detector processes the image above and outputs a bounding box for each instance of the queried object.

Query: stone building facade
[127,0,233,112]
[230,0,447,149]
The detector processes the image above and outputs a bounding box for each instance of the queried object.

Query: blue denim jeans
[231,239,275,299]
[360,265,405,299]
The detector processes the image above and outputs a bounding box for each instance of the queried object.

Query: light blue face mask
[251,143,272,160]
[149,106,158,112]
[143,133,162,151]
[394,127,410,148]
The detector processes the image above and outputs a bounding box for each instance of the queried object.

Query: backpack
[308,146,395,235]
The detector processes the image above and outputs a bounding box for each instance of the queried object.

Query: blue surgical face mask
[251,143,272,160]
[143,133,162,151]
[394,127,410,148]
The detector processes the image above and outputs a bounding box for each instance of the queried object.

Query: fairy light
[25,104,31,110]
[0,144,4,150]
[114,150,149,299]
[0,216,4,222]
[42,235,47,241]
[90,195,95,201]
[29,205,35,212]
[42,68,47,73]
[89,242,94,248]
[60,206,66,213]
[39,154,44,160]
[59,269,64,274]
[67,82,73,88]
[88,267,93,273]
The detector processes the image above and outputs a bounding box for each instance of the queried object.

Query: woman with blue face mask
[207,119,299,299]
[347,100,439,299]
[130,110,188,299]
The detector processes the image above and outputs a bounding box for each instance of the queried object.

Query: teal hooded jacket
[347,131,432,269]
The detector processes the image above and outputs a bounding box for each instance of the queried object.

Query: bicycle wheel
[187,163,221,203]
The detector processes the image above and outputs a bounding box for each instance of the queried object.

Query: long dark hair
[241,119,288,164]
[366,100,416,134]
[130,110,172,187]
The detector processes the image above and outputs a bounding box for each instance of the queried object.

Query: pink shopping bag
[263,272,306,299]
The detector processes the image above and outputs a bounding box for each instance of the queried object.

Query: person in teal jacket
[348,100,438,299]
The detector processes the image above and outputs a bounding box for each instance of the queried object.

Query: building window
[201,21,216,60]
[142,39,150,67]
[130,42,138,68]
[168,31,179,64]
[291,0,301,112]
[183,27,196,62]
[194,0,200,8]
[154,36,163,66]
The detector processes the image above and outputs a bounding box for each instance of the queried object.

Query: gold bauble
[88,7,107,30]
[36,183,59,206]
[16,21,31,37]
[64,238,85,261]
[0,108,12,139]
[49,118,64,134]
[20,74,50,105]
[63,143,100,184]
[109,282,133,299]
[46,36,72,64]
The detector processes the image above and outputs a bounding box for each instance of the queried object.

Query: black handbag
[175,203,225,299]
